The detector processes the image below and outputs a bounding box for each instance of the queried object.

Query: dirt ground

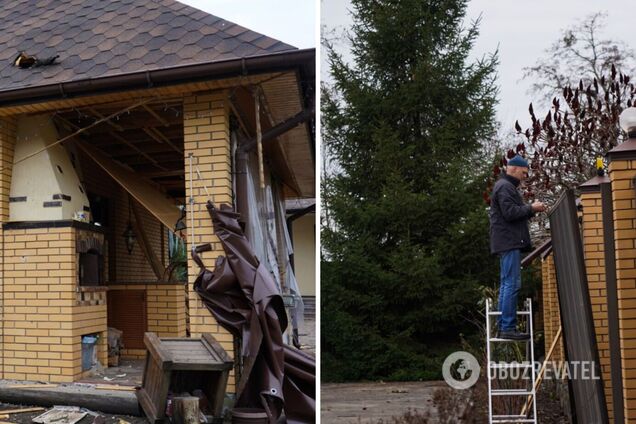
[321,379,569,423]
[321,381,448,423]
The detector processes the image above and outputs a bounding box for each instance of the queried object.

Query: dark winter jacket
[489,173,535,255]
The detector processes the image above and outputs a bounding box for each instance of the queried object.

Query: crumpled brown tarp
[192,201,315,423]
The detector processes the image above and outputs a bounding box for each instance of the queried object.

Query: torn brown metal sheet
[192,201,315,423]
[74,139,181,231]
[548,189,608,423]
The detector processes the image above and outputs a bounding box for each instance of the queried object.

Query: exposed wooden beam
[88,107,124,132]
[143,127,183,154]
[15,97,156,165]
[124,154,179,167]
[109,131,166,170]
[111,145,175,159]
[130,196,165,281]
[54,114,90,135]
[157,182,186,189]
[143,104,170,127]
[240,106,315,153]
[133,162,184,173]
[141,170,185,178]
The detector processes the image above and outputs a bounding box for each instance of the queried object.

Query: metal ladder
[486,298,538,424]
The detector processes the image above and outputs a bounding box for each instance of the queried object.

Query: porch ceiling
[54,99,186,200]
[230,72,315,199]
[2,68,314,201]
[261,72,314,198]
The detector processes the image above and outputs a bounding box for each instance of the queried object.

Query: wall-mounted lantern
[123,196,136,254]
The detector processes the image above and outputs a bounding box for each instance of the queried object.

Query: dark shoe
[498,330,530,340]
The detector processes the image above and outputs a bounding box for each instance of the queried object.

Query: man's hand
[531,201,546,212]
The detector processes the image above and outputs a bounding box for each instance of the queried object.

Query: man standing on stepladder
[489,155,546,340]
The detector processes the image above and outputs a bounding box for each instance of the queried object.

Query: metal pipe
[189,153,195,248]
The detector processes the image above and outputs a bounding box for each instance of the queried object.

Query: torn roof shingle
[0,0,297,93]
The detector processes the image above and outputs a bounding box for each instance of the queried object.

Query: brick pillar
[580,175,613,419]
[541,252,564,363]
[183,91,235,392]
[607,139,636,419]
[0,117,16,379]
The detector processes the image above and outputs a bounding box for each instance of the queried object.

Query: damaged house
[0,0,314,390]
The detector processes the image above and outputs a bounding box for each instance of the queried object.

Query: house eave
[0,48,315,108]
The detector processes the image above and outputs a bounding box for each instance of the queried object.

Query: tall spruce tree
[322,0,500,381]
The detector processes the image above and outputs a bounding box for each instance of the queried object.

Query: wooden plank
[211,369,230,417]
[131,197,165,280]
[136,388,160,423]
[144,333,173,369]
[521,326,563,415]
[202,334,233,363]
[170,363,233,371]
[154,368,172,422]
[95,385,136,392]
[0,407,45,414]
[75,139,181,231]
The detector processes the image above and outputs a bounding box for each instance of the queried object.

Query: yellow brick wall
[2,227,107,382]
[183,91,235,392]
[608,158,636,418]
[0,117,16,378]
[581,190,613,419]
[541,253,564,363]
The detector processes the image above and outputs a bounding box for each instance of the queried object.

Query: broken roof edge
[0,48,315,109]
[521,238,552,268]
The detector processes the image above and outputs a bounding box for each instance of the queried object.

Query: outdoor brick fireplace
[2,221,108,382]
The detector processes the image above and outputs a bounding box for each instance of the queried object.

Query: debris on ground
[32,406,87,424]
[103,374,126,382]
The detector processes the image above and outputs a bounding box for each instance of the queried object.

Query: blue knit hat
[508,155,528,167]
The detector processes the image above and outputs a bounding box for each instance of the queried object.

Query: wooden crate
[136,332,233,423]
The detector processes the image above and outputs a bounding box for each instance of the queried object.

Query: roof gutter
[0,48,315,108]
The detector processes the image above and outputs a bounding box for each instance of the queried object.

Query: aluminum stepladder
[486,298,538,424]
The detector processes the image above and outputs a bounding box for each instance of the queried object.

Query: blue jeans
[498,249,521,332]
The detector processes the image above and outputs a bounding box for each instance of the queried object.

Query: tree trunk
[172,396,200,424]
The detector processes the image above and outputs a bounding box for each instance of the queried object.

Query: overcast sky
[321,0,634,134]
[181,1,315,49]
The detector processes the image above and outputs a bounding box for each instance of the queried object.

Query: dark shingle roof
[0,0,296,92]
